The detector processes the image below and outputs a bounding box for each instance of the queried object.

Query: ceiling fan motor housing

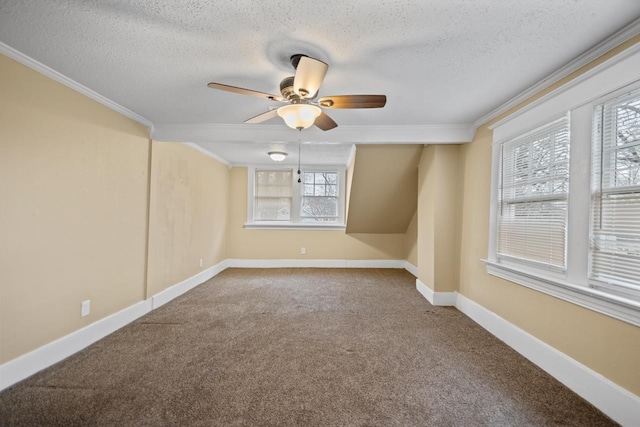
[289,54,307,69]
[279,76,299,100]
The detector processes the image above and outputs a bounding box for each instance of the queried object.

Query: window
[254,169,292,221]
[301,172,339,222]
[590,90,640,300]
[247,166,345,229]
[497,117,570,270]
[485,45,640,326]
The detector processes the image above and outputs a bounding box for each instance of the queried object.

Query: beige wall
[345,146,355,224]
[226,167,406,260]
[0,54,150,363]
[404,210,417,267]
[417,145,461,292]
[417,146,436,286]
[0,54,232,365]
[146,142,229,297]
[346,145,421,234]
[457,37,640,395]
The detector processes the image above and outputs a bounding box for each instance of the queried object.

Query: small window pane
[299,171,339,222]
[255,169,292,221]
[497,116,570,269]
[591,90,640,295]
[301,196,338,222]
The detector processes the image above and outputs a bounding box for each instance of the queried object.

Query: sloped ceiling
[346,145,423,234]
[1,1,639,165]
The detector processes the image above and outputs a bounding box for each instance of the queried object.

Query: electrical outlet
[199,258,203,268]
[301,247,306,255]
[81,300,91,317]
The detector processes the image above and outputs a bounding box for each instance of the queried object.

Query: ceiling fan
[207,54,386,131]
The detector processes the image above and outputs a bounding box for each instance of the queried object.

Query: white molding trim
[0,300,152,391]
[490,42,640,143]
[346,259,407,269]
[2,260,638,424]
[474,18,640,130]
[415,279,457,306]
[412,280,640,425]
[151,260,229,309]
[182,143,231,167]
[0,41,153,129]
[456,293,640,426]
[226,258,408,269]
[0,260,229,392]
[152,123,474,145]
[346,144,357,168]
[404,262,418,277]
[244,223,347,231]
[416,278,435,304]
[483,260,640,328]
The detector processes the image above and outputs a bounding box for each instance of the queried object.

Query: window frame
[246,165,346,230]
[589,89,640,301]
[496,115,571,272]
[485,43,640,327]
[300,171,341,223]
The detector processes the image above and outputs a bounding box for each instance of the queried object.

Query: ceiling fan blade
[207,82,286,102]
[318,95,387,109]
[314,112,338,131]
[244,109,279,124]
[293,56,328,99]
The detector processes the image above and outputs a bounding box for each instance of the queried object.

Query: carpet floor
[0,268,616,426]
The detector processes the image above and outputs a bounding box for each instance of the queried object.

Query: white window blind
[301,172,339,222]
[497,116,570,269]
[590,90,640,298]
[254,169,292,221]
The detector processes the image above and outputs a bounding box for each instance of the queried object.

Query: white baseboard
[151,260,229,309]
[0,259,229,392]
[0,299,152,391]
[416,279,457,306]
[455,293,640,426]
[226,258,408,269]
[404,262,418,277]
[11,262,630,425]
[413,283,640,426]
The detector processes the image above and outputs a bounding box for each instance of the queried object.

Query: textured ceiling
[1,0,640,165]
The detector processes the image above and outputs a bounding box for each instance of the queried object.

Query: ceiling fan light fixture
[277,104,322,130]
[268,151,288,162]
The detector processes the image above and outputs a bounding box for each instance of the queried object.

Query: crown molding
[473,17,640,130]
[152,123,474,145]
[0,41,153,129]
[346,144,357,168]
[489,42,640,141]
[182,142,231,167]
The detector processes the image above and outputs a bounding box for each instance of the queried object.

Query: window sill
[244,222,346,231]
[482,259,640,327]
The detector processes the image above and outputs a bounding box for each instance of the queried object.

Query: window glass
[301,172,339,222]
[254,170,292,221]
[497,117,570,269]
[591,90,640,296]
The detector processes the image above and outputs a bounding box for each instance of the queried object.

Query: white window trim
[486,43,640,327]
[246,165,346,230]
[495,114,571,271]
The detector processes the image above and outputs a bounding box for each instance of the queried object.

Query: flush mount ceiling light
[268,151,288,162]
[276,103,322,130]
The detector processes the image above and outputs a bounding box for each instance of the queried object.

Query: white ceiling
[1,0,640,166]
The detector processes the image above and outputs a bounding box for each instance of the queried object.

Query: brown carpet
[0,268,616,426]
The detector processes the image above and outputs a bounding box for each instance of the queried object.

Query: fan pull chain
[297,129,302,183]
